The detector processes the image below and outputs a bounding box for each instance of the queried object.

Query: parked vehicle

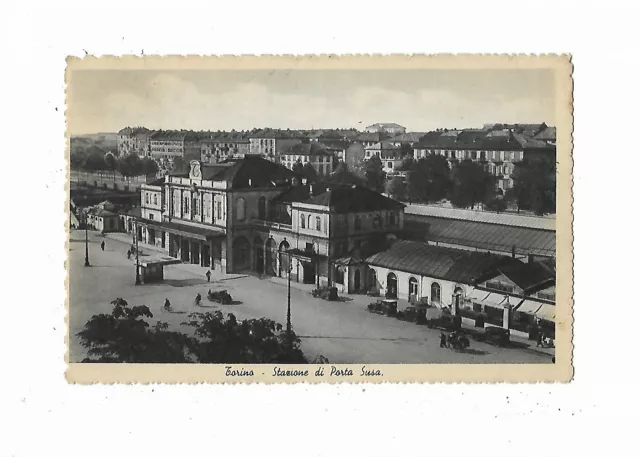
[312,286,338,301]
[396,304,428,324]
[426,314,462,331]
[207,289,233,305]
[367,299,398,317]
[483,326,510,347]
[447,332,471,350]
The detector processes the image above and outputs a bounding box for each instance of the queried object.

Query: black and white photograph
[65,55,572,381]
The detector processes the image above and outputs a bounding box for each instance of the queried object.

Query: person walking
[439,333,447,348]
[101,240,105,251]
[127,249,131,260]
[536,331,544,348]
[206,269,211,282]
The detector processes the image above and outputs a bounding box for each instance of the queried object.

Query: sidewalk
[459,317,555,357]
[104,231,247,282]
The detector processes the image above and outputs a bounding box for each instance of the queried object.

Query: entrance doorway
[203,243,210,267]
[302,261,316,284]
[181,238,190,262]
[265,238,277,276]
[254,236,264,274]
[386,272,398,298]
[354,269,361,292]
[191,241,200,265]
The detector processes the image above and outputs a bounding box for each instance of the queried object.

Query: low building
[280,143,334,177]
[365,239,556,330]
[365,123,406,135]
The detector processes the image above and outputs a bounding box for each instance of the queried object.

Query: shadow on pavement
[148,278,208,287]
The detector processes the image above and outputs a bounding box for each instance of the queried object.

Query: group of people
[439,331,461,348]
[536,331,554,348]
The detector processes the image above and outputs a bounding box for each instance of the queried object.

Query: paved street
[69,230,551,364]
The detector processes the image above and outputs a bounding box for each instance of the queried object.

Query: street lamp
[84,210,90,267]
[286,253,293,348]
[134,219,141,285]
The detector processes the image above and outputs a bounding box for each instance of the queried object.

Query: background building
[365,123,406,135]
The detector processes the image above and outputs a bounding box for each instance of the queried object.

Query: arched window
[236,197,246,221]
[354,216,362,231]
[315,216,321,231]
[386,272,398,298]
[409,277,419,297]
[453,286,464,307]
[431,282,441,303]
[258,196,266,220]
[308,215,312,229]
[300,213,305,228]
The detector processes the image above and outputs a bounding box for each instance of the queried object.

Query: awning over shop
[534,303,556,321]
[140,219,225,241]
[478,292,509,310]
[334,256,362,266]
[287,248,327,261]
[467,289,491,302]
[515,299,543,315]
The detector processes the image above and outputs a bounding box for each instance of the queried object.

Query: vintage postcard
[65,55,573,383]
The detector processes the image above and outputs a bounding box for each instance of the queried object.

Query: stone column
[220,238,228,274]
[200,240,204,267]
[502,300,512,330]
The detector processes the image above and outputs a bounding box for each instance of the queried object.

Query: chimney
[309,184,314,197]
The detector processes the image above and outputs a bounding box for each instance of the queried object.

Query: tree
[405,155,452,203]
[506,156,556,215]
[117,154,143,177]
[385,177,406,201]
[302,162,318,182]
[399,143,413,157]
[104,152,117,181]
[326,162,365,186]
[182,311,307,363]
[362,155,386,193]
[141,157,159,175]
[77,298,193,363]
[172,156,186,173]
[450,159,496,209]
[292,160,304,175]
[82,149,108,172]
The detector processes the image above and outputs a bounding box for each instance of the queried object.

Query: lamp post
[286,253,293,348]
[135,219,141,285]
[84,211,90,267]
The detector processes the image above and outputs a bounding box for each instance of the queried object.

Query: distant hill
[71,133,117,156]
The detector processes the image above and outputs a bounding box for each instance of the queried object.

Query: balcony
[251,218,292,231]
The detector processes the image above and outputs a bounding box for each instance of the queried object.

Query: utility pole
[84,211,90,267]
[135,220,141,285]
[286,256,292,348]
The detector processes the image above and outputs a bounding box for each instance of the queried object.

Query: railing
[251,218,292,231]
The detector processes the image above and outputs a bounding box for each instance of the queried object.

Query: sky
[67,69,555,135]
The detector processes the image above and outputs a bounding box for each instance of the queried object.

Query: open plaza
[69,228,551,364]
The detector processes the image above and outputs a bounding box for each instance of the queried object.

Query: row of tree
[327,154,555,215]
[71,149,159,177]
[78,298,308,363]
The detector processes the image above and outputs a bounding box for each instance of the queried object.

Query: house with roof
[365,123,406,135]
[388,132,429,147]
[365,239,556,331]
[280,142,335,177]
[248,129,305,161]
[117,126,151,156]
[133,156,405,290]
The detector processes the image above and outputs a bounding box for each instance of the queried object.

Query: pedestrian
[101,240,105,251]
[206,270,211,282]
[127,250,131,260]
[439,333,447,348]
[536,331,544,348]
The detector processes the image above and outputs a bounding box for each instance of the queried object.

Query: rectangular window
[153,194,158,206]
[145,193,149,204]
[216,201,222,220]
[149,213,154,220]
[486,281,515,293]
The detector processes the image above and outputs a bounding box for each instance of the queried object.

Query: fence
[70,170,156,192]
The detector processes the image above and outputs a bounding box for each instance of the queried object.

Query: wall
[368,264,472,306]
